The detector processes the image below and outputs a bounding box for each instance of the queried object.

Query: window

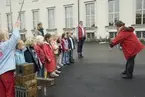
[136,31,145,38]
[108,0,119,26]
[87,32,95,39]
[6,13,12,32]
[65,6,73,28]
[86,3,95,27]
[109,32,117,38]
[19,12,25,30]
[6,0,10,6]
[32,9,39,29]
[48,8,55,29]
[136,0,145,24]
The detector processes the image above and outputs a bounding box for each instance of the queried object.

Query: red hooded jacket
[111,27,145,60]
[43,42,56,72]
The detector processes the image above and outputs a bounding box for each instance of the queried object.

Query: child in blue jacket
[15,40,26,65]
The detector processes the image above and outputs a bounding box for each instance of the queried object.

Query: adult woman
[34,36,45,77]
[37,22,44,36]
[110,21,145,79]
[24,37,41,73]
[0,21,20,97]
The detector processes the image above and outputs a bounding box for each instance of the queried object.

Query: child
[61,33,70,65]
[57,36,64,66]
[15,40,26,65]
[51,34,61,69]
[67,32,75,63]
[43,33,61,78]
[0,21,20,97]
[34,36,46,78]
[24,37,41,73]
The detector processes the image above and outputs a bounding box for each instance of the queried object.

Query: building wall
[0,0,144,40]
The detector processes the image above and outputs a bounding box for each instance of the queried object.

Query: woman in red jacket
[34,36,46,78]
[43,33,61,78]
[110,21,145,79]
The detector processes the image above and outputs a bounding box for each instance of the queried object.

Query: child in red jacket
[110,21,145,79]
[43,33,61,78]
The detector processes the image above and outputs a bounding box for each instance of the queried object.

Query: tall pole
[9,0,13,32]
[78,0,80,24]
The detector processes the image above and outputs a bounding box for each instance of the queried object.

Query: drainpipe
[9,0,13,31]
[78,0,80,24]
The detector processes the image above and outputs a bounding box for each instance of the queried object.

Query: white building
[0,0,145,41]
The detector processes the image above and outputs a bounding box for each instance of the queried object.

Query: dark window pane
[87,33,91,38]
[91,33,95,39]
[114,13,119,23]
[143,31,145,38]
[109,14,114,26]
[115,32,117,37]
[136,31,142,38]
[109,1,114,13]
[91,3,95,14]
[136,0,142,10]
[143,11,145,24]
[20,34,26,41]
[115,0,119,12]
[136,11,142,24]
[86,4,90,15]
[109,32,117,38]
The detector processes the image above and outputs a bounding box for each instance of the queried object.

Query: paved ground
[39,43,145,97]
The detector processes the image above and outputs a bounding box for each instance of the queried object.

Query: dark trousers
[124,55,136,76]
[77,39,85,54]
[69,50,74,62]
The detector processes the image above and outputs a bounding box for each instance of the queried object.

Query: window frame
[65,5,73,28]
[32,9,39,29]
[85,2,95,27]
[19,11,25,30]
[136,0,145,24]
[6,13,13,33]
[108,0,119,26]
[47,7,55,29]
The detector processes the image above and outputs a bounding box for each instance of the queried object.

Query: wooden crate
[16,63,34,76]
[15,86,37,97]
[37,78,55,87]
[16,73,36,86]
[22,79,37,89]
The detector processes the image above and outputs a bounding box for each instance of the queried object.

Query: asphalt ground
[39,43,145,97]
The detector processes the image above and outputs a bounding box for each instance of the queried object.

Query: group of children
[15,31,75,79]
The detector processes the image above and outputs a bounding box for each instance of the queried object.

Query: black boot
[78,54,81,59]
[121,73,133,79]
[80,54,84,58]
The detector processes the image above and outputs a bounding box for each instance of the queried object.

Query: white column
[25,10,33,37]
[119,0,135,26]
[96,0,108,38]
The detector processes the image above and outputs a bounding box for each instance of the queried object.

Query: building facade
[0,0,144,41]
